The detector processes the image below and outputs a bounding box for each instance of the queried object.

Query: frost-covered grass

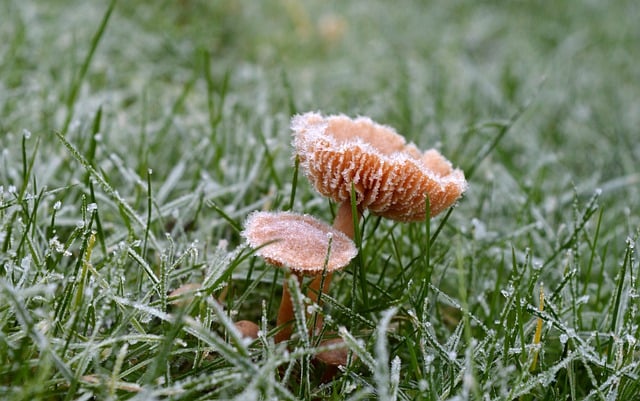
[1,0,639,400]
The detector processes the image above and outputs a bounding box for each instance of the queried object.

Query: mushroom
[168,283,202,307]
[169,284,259,339]
[241,211,357,343]
[234,320,260,339]
[291,112,468,329]
[291,112,467,226]
[314,336,353,382]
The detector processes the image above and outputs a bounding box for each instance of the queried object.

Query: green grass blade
[61,0,116,135]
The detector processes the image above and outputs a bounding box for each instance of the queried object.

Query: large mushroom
[291,112,468,328]
[292,112,467,226]
[241,211,357,343]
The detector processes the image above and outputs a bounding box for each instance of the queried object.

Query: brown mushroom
[241,211,357,343]
[291,112,467,224]
[170,284,259,338]
[234,320,260,340]
[168,283,202,307]
[314,337,353,382]
[291,112,468,331]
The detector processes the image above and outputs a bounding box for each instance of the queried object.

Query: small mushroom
[170,285,259,338]
[168,283,202,307]
[241,211,357,343]
[234,320,260,339]
[314,337,352,382]
[291,112,468,332]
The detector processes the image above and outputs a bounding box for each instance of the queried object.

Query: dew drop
[501,285,515,298]
[559,334,569,344]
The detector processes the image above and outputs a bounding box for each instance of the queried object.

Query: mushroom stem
[275,273,302,343]
[333,200,358,239]
[308,201,361,335]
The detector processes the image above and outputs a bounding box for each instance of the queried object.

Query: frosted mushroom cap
[242,211,357,275]
[291,112,468,221]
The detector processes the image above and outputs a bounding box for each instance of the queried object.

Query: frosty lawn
[1,0,639,400]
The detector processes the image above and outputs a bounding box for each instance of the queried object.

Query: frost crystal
[576,295,590,305]
[501,285,515,298]
[343,381,357,394]
[559,333,569,344]
[306,304,321,314]
[625,334,636,346]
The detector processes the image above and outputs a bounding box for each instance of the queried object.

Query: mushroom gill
[292,112,467,221]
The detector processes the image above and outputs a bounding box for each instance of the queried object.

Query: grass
[1,0,639,400]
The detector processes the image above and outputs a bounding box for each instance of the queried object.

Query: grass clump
[1,0,639,400]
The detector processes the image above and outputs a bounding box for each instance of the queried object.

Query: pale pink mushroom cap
[242,211,357,275]
[291,112,468,221]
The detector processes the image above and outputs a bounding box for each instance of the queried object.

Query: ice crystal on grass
[1,1,638,399]
[559,333,569,344]
[373,308,401,401]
